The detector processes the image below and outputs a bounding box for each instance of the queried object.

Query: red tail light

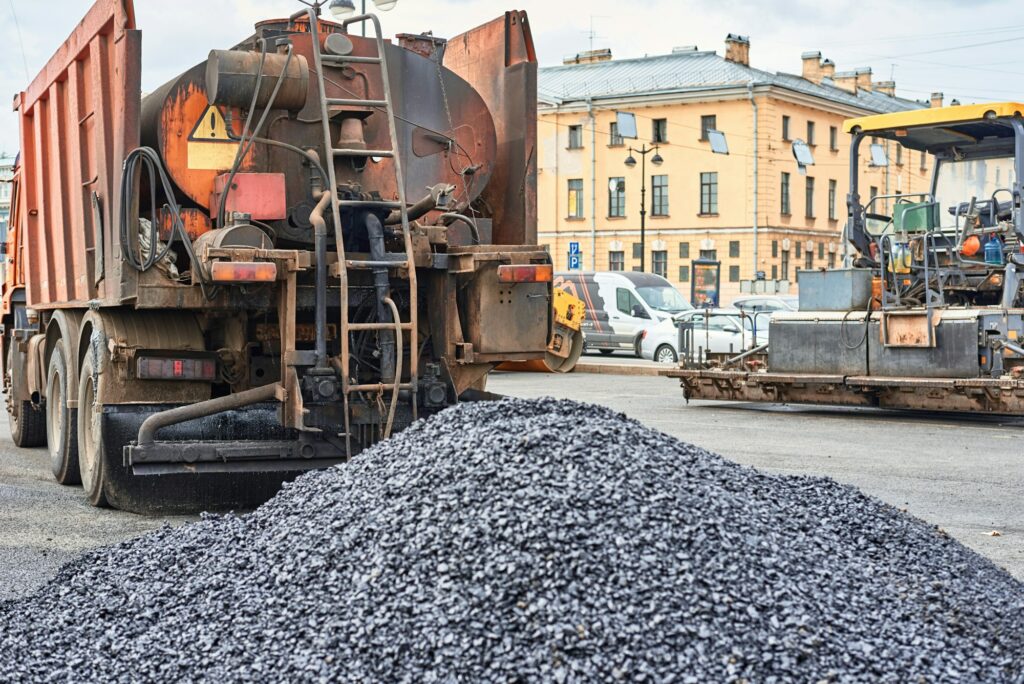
[210,261,278,283]
[496,264,553,284]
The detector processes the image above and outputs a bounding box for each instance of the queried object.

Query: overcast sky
[2,0,1022,157]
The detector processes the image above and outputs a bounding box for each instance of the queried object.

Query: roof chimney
[724,34,750,66]
[820,58,835,80]
[930,92,944,108]
[854,68,872,91]
[874,80,895,96]
[801,51,822,83]
[563,48,612,65]
[833,71,857,93]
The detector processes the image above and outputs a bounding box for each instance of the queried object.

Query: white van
[554,271,692,356]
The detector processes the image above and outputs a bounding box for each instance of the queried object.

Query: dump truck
[2,0,553,513]
[668,102,1024,415]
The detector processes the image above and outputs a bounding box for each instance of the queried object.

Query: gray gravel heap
[2,398,1024,683]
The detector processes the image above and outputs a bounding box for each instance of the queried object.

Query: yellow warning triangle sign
[189,105,232,142]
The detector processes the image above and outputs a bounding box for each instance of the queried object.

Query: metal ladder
[305,10,419,453]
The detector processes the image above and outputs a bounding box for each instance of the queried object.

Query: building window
[729,240,740,258]
[609,251,624,271]
[679,265,690,282]
[805,176,815,218]
[652,118,668,143]
[652,250,668,278]
[609,121,623,146]
[608,177,625,217]
[795,241,802,258]
[652,174,669,216]
[781,250,790,281]
[771,264,778,280]
[920,151,927,170]
[828,179,837,220]
[805,250,813,269]
[870,186,879,207]
[896,145,903,166]
[679,242,690,259]
[782,115,791,141]
[781,172,791,215]
[568,125,583,149]
[700,172,718,215]
[567,179,583,218]
[828,251,837,268]
[700,115,717,141]
[829,125,838,151]
[729,265,740,282]
[772,240,778,258]
[806,121,816,146]
[700,249,717,260]
[632,242,643,259]
[818,242,825,260]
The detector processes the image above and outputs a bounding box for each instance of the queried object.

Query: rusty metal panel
[211,173,287,220]
[15,0,139,309]
[445,11,537,245]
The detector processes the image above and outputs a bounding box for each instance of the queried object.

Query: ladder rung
[337,200,403,208]
[332,149,394,158]
[322,54,382,65]
[348,382,415,393]
[327,98,388,108]
[347,322,414,332]
[346,259,409,269]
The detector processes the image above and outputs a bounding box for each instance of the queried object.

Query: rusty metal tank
[139,15,497,245]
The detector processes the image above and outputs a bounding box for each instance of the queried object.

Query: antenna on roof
[584,15,607,54]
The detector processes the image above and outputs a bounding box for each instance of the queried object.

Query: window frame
[608,177,626,217]
[608,250,625,271]
[805,176,815,219]
[651,174,669,216]
[699,171,719,215]
[651,250,668,278]
[781,172,791,215]
[568,125,583,150]
[567,178,584,219]
[652,118,668,144]
[700,115,717,142]
[829,125,838,151]
[806,120,816,147]
[609,121,623,147]
[782,115,791,142]
[828,179,837,221]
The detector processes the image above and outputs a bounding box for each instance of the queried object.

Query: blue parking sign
[568,254,582,270]
[568,241,581,256]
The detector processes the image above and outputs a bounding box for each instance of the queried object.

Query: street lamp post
[624,144,663,272]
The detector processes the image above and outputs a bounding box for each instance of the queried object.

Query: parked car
[554,271,691,356]
[640,308,767,364]
[731,295,797,338]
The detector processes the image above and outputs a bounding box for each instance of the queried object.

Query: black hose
[366,213,395,383]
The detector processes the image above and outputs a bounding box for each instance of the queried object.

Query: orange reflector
[210,261,278,283]
[496,264,553,284]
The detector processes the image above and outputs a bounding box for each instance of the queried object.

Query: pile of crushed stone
[2,398,1023,682]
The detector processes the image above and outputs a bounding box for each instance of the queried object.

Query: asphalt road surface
[1,371,1021,601]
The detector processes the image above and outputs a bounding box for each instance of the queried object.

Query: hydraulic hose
[366,213,396,384]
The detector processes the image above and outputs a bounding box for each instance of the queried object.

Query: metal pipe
[137,383,280,446]
[366,213,396,383]
[438,212,480,245]
[748,83,759,277]
[384,183,455,225]
[309,190,332,370]
[382,296,403,438]
[723,342,769,368]
[588,97,597,271]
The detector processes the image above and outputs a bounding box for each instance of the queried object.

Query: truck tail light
[496,264,553,283]
[210,261,277,283]
[136,356,217,381]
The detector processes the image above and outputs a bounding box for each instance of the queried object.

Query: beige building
[537,36,937,302]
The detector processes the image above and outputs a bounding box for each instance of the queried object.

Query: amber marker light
[210,261,278,283]
[496,264,554,284]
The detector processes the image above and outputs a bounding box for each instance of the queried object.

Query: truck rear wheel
[78,352,109,507]
[46,342,80,485]
[7,339,46,448]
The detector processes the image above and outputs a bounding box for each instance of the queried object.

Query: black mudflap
[99,404,325,515]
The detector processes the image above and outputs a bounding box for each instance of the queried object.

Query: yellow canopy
[844,102,1024,134]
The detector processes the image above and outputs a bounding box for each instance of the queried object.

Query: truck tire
[46,342,80,485]
[7,339,46,448]
[77,351,109,507]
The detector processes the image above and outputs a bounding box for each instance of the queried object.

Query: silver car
[640,308,768,364]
